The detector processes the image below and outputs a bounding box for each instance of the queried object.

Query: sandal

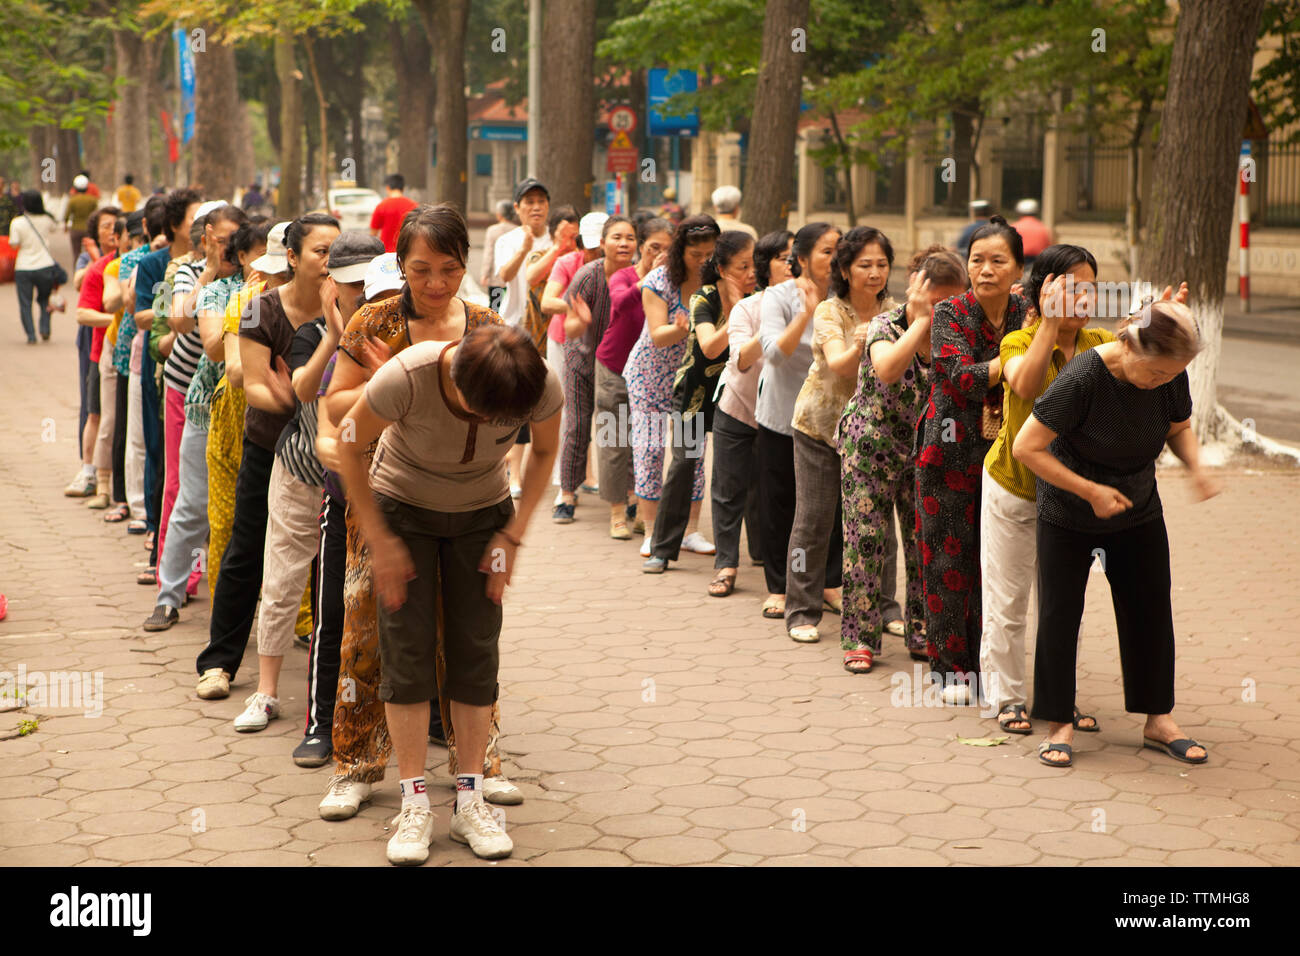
[1037,741,1072,768]
[761,596,785,619]
[884,619,906,638]
[708,571,736,598]
[104,504,130,523]
[137,567,157,586]
[126,519,147,534]
[822,593,842,615]
[997,704,1032,735]
[1072,706,1100,732]
[1143,736,1207,765]
[144,532,155,552]
[843,648,873,673]
[788,625,819,644]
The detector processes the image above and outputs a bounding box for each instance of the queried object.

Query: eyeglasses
[685,225,716,236]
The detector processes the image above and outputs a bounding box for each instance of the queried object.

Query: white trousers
[124,333,147,518]
[978,468,1038,711]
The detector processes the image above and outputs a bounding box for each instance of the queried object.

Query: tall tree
[743,0,809,234]
[113,29,166,188]
[416,0,470,210]
[274,33,305,213]
[389,16,434,194]
[1139,0,1267,443]
[538,0,598,209]
[192,23,241,199]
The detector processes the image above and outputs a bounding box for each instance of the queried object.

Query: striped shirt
[162,259,206,392]
[274,318,327,488]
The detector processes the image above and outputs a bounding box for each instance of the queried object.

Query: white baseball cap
[249,221,292,275]
[1015,198,1040,217]
[194,199,228,221]
[578,212,609,249]
[73,175,89,191]
[364,253,404,301]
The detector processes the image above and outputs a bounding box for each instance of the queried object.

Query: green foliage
[1255,0,1300,142]
[17,718,39,737]
[0,0,120,151]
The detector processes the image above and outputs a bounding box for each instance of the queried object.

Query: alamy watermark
[0,665,103,718]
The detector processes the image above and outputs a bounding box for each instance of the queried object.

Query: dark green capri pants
[375,494,514,706]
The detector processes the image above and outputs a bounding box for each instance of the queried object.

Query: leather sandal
[843,648,873,673]
[707,571,736,597]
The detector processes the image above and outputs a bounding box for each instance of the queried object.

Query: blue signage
[175,29,196,145]
[647,69,699,138]
[477,124,526,142]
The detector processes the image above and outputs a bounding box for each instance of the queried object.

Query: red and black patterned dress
[914,290,1029,679]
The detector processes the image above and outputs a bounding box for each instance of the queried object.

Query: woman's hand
[1037,273,1068,323]
[795,274,820,316]
[851,321,872,348]
[321,276,342,335]
[266,355,297,413]
[1088,482,1133,519]
[358,335,393,374]
[1158,281,1190,305]
[315,434,342,473]
[479,532,518,605]
[371,532,416,612]
[674,306,690,331]
[1191,468,1222,502]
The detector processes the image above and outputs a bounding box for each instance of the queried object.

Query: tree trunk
[742,0,810,234]
[303,37,332,208]
[192,24,240,200]
[417,0,470,211]
[537,0,598,210]
[28,126,56,191]
[1125,97,1151,282]
[827,110,856,227]
[390,19,433,197]
[112,30,158,190]
[627,68,647,211]
[56,128,82,188]
[1137,0,1265,443]
[275,33,304,217]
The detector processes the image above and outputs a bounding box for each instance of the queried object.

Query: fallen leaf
[955,735,1008,747]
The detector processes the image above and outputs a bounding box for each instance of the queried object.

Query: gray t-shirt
[365,339,564,512]
[755,279,818,436]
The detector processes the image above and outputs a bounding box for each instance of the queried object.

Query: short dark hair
[666,214,720,286]
[19,190,46,216]
[701,230,754,286]
[637,217,676,247]
[142,194,168,241]
[830,226,894,301]
[909,244,968,290]
[968,214,1024,268]
[754,230,793,290]
[548,204,579,236]
[396,202,469,270]
[1025,243,1098,317]
[125,174,134,185]
[284,212,340,276]
[208,203,248,229]
[601,215,634,242]
[87,206,122,244]
[225,218,273,269]
[452,324,549,422]
[788,222,838,279]
[163,187,203,242]
[384,173,405,192]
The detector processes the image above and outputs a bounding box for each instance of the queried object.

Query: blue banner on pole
[647,69,699,138]
[175,28,196,145]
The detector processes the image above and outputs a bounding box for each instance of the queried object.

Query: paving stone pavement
[1,306,1298,868]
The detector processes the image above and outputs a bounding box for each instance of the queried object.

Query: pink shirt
[546,250,587,344]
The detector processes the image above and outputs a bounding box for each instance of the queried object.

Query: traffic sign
[608,106,637,134]
[648,69,699,138]
[606,130,638,174]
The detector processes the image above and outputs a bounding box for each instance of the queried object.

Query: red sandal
[843,648,873,674]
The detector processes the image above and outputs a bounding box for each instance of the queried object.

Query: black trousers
[196,437,275,678]
[305,491,345,738]
[650,413,707,562]
[756,424,796,595]
[710,408,761,571]
[111,370,128,505]
[1030,516,1176,723]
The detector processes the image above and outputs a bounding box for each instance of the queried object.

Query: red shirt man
[369,174,418,252]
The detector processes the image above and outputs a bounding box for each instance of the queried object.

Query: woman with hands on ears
[1013,294,1218,769]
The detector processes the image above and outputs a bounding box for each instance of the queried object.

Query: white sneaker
[387,803,435,865]
[941,684,974,706]
[639,535,653,558]
[449,798,513,859]
[319,775,372,821]
[233,692,280,732]
[483,775,523,806]
[682,531,716,555]
[196,668,232,700]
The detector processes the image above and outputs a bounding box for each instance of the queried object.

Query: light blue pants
[156,419,209,610]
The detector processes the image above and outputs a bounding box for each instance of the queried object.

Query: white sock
[82,463,95,478]
[399,775,429,809]
[455,773,483,811]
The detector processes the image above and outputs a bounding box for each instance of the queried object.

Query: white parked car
[327,186,381,232]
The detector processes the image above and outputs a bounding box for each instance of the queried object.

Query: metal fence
[1063,141,1128,223]
[1257,134,1300,228]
